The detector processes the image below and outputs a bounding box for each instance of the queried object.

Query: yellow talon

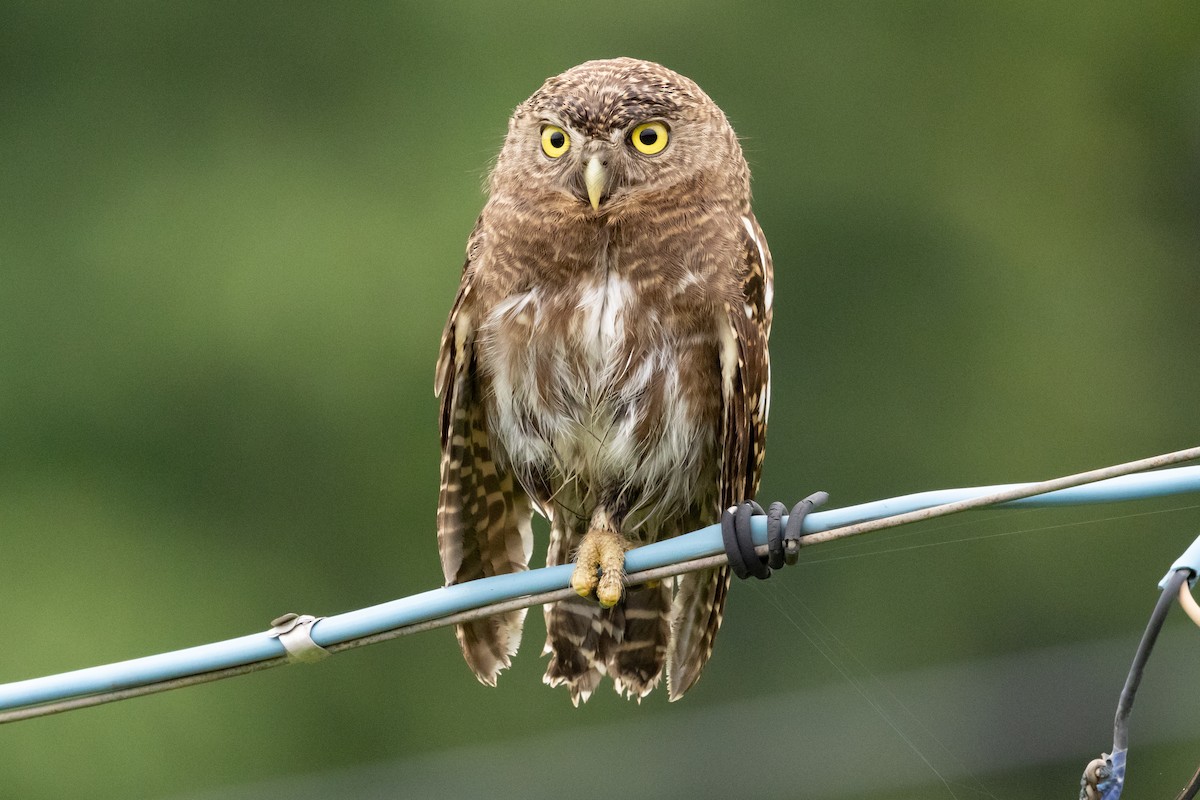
[571,527,628,606]
[597,578,622,608]
[571,565,598,598]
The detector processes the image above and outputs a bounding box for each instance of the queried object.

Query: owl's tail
[542,583,672,705]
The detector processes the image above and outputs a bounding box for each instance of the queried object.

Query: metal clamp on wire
[722,492,829,580]
[269,613,330,664]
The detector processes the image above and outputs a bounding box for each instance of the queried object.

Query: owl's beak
[584,156,606,211]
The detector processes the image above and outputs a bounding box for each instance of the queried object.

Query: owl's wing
[719,212,772,503]
[668,212,773,700]
[435,239,534,686]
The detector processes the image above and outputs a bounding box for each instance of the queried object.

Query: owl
[436,57,772,703]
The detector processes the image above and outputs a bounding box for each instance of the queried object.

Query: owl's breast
[479,269,720,511]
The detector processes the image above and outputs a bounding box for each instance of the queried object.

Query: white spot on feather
[491,289,539,322]
[762,359,772,424]
[719,309,739,401]
[674,269,704,296]
[742,215,771,312]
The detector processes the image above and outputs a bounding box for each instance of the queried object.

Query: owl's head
[492,58,747,216]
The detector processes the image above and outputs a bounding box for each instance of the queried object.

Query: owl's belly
[482,274,718,517]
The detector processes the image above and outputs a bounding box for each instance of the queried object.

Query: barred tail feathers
[541,519,671,703]
[543,585,671,705]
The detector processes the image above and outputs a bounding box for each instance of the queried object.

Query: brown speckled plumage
[436,58,772,703]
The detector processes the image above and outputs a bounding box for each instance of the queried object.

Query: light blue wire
[2,465,1199,713]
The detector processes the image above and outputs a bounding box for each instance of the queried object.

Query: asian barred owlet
[436,58,771,703]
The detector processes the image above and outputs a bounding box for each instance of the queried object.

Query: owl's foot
[571,528,629,608]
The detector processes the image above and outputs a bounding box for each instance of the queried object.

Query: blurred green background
[2,2,1199,798]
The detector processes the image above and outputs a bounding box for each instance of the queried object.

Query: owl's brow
[530,91,683,138]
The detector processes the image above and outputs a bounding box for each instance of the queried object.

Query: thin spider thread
[750,582,987,800]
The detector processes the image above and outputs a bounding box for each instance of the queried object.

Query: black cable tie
[722,492,829,580]
[785,491,829,566]
[766,502,787,569]
[735,501,769,579]
[721,504,748,579]
[721,501,767,580]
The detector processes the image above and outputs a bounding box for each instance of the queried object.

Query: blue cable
[2,464,1198,715]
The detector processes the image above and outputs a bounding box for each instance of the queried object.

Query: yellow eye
[540,125,570,158]
[630,121,669,155]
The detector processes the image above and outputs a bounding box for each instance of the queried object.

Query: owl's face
[492,58,745,216]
